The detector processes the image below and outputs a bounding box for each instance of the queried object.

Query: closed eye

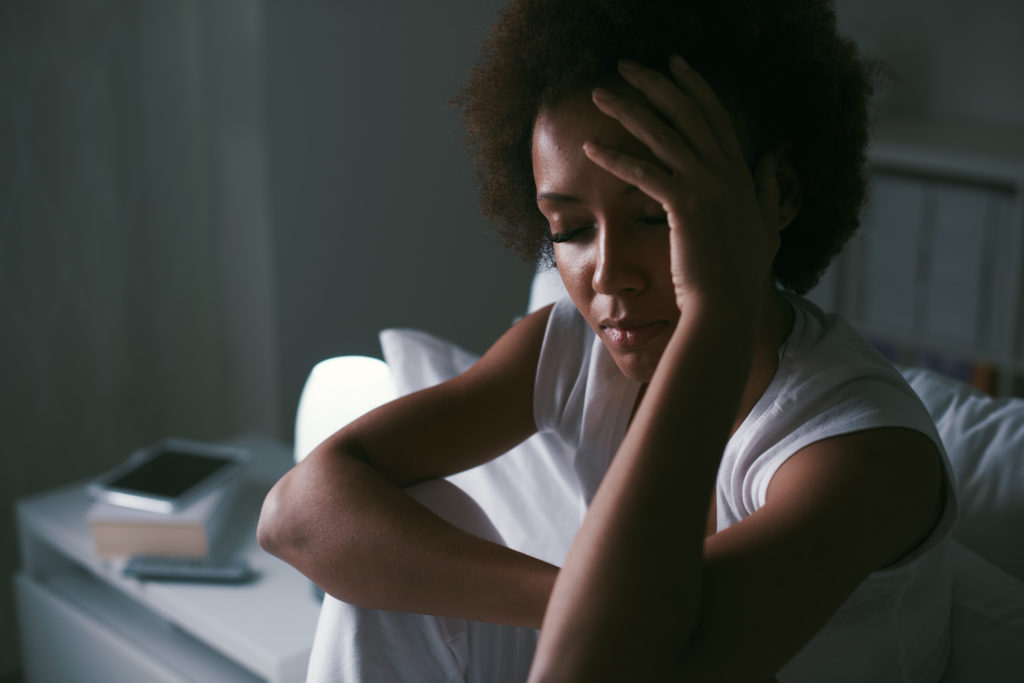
[549,226,594,243]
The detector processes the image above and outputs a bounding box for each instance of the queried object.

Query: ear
[767,144,802,231]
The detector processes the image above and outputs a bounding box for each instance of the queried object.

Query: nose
[592,224,648,296]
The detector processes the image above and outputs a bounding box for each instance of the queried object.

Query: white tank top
[534,294,957,682]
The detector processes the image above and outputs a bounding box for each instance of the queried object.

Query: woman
[259,1,955,680]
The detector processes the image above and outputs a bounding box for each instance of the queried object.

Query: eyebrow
[536,185,642,203]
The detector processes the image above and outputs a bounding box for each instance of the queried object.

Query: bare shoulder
[460,303,553,388]
[324,304,555,486]
[765,426,946,570]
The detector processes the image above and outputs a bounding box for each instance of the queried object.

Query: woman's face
[532,87,678,384]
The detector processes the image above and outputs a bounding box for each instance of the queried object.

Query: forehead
[531,83,662,194]
[531,77,757,178]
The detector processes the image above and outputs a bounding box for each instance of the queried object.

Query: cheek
[554,249,591,296]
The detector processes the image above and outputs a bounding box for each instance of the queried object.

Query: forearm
[258,446,557,628]
[530,301,757,680]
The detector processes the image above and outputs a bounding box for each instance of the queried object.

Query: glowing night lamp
[293,356,396,464]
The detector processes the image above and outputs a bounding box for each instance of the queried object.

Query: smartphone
[123,555,255,583]
[89,438,250,514]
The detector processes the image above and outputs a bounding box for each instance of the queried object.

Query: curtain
[0,1,279,675]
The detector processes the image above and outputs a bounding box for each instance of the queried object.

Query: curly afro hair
[456,0,875,294]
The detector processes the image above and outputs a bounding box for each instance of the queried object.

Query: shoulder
[724,294,951,567]
[724,295,946,520]
[768,294,942,463]
[329,305,557,485]
[766,426,947,572]
[778,295,911,395]
[459,302,554,392]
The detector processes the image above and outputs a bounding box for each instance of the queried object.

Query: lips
[600,319,669,348]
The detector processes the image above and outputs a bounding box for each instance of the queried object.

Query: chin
[610,353,659,384]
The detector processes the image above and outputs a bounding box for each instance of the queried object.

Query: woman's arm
[258,306,559,627]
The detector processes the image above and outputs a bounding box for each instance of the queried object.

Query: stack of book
[88,464,245,559]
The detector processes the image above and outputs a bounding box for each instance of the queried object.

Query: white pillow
[378,328,479,395]
[900,367,1024,583]
[379,328,582,567]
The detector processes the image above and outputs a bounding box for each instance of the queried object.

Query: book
[88,475,243,559]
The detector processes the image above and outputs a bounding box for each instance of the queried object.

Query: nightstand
[14,434,321,683]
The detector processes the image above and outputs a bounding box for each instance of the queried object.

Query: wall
[835,0,1024,129]
[263,0,533,430]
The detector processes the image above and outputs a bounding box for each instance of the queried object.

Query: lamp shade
[293,356,396,464]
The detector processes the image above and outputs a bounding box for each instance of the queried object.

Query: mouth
[599,319,670,349]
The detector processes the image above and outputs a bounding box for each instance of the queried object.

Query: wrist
[674,292,760,342]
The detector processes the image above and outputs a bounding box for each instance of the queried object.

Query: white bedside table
[14,434,322,683]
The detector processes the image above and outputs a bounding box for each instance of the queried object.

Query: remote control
[123,555,255,584]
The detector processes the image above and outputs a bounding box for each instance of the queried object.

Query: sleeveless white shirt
[533,294,957,682]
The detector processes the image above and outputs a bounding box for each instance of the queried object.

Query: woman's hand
[583,55,781,316]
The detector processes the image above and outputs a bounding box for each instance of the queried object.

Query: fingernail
[670,54,691,72]
[618,59,642,74]
[592,87,614,104]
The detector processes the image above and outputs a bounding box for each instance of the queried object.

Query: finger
[582,141,677,207]
[591,87,697,174]
[616,59,721,164]
[668,55,748,166]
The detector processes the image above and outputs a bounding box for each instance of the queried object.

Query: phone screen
[107,450,235,498]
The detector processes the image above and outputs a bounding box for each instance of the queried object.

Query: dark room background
[2,1,1023,678]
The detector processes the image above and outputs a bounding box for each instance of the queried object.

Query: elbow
[257,451,358,580]
[257,474,302,560]
[257,444,384,602]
